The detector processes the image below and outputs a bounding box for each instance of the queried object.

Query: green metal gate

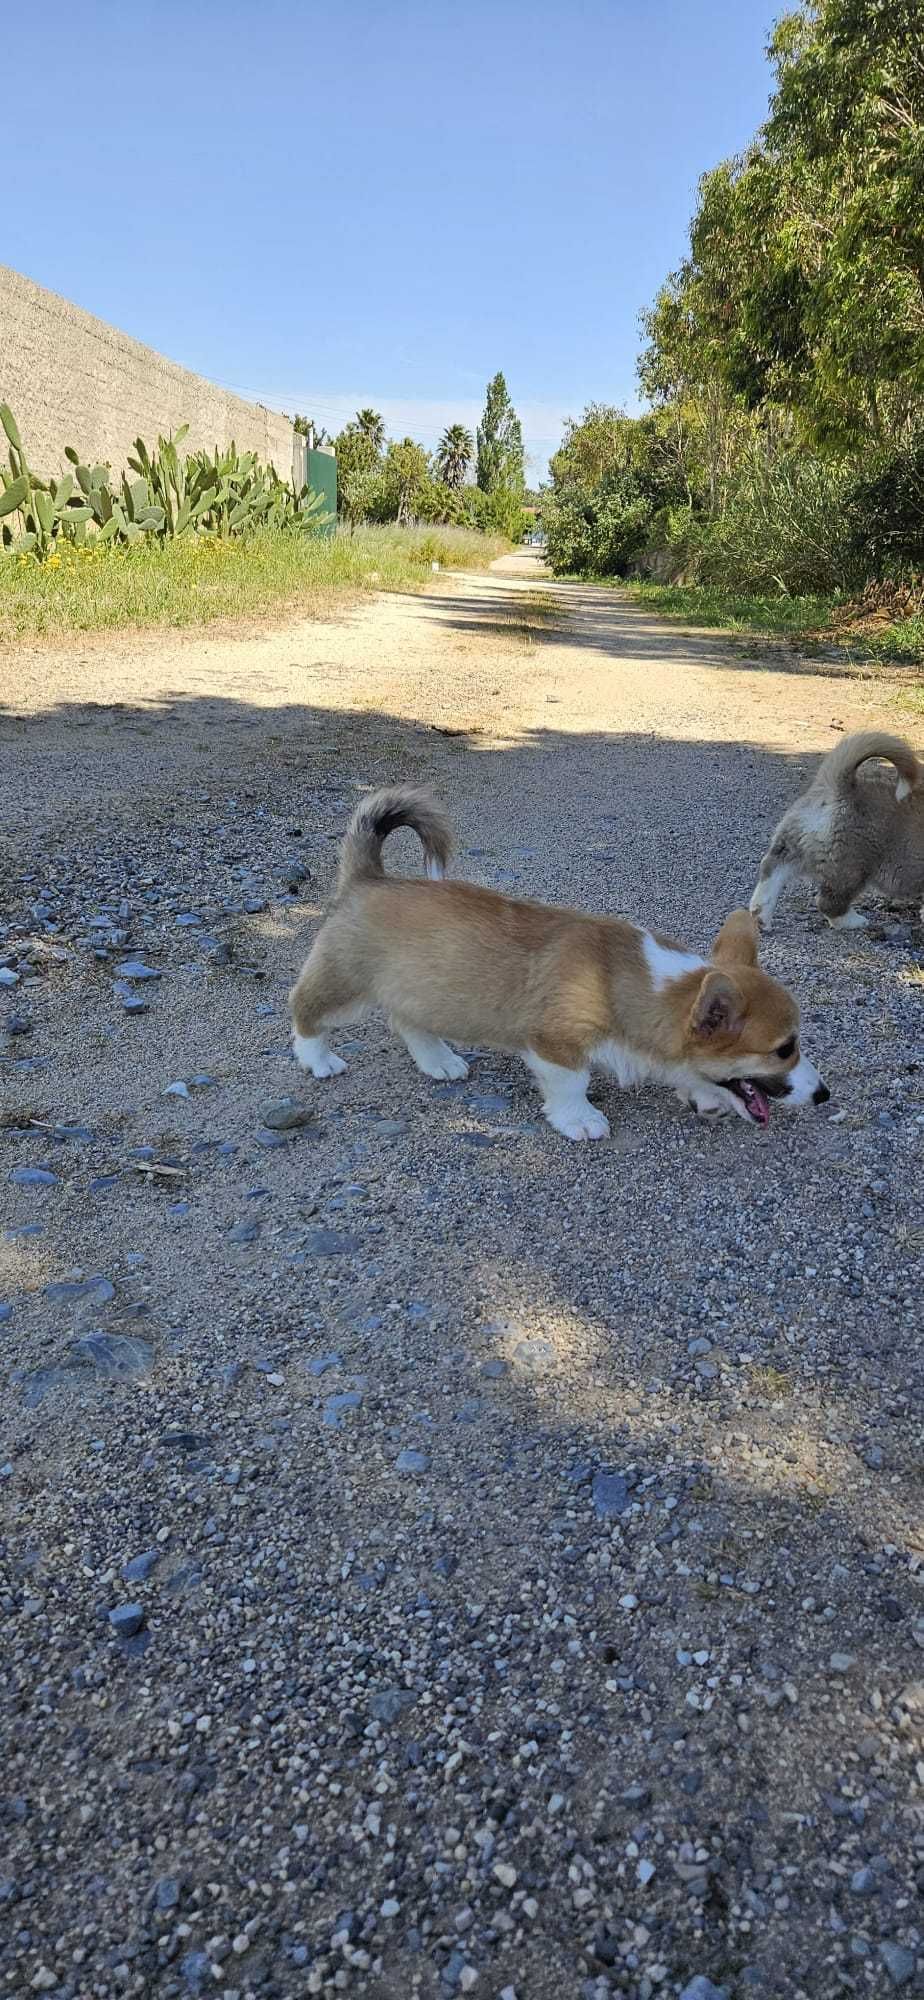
[306,446,337,536]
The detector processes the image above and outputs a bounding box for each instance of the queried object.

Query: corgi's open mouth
[722,1078,772,1126]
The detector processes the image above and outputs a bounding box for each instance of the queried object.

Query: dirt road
[1,557,922,1999]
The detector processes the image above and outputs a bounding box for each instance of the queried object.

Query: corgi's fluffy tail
[336,786,453,896]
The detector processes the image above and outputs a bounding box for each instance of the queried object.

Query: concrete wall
[0,265,296,480]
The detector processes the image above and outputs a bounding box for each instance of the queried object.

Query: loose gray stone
[512,1338,554,1372]
[303,1229,361,1256]
[281,855,312,885]
[123,1549,160,1584]
[395,1448,430,1474]
[180,1950,211,1993]
[116,960,162,981]
[306,1351,342,1377]
[369,1687,415,1723]
[260,1098,315,1131]
[21,1333,154,1407]
[108,1602,145,1639]
[228,1221,260,1244]
[879,1944,916,1987]
[592,1469,629,1518]
[10,1167,58,1187]
[44,1276,114,1308]
[679,1982,728,2000]
[322,1390,363,1428]
[896,1681,924,1718]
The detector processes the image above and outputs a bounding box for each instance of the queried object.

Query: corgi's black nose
[813,1083,830,1105]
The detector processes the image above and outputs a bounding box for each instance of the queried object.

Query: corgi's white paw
[293,1034,347,1078]
[421,1046,470,1081]
[681,1085,731,1119]
[547,1102,610,1142]
[401,1030,469,1080]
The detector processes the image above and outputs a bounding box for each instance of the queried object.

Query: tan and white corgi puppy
[290,788,829,1141]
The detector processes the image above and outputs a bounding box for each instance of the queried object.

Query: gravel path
[1,555,922,2000]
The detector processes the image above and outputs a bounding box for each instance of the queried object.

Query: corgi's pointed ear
[689,969,743,1040]
[713,908,759,967]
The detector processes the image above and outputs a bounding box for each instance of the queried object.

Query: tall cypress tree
[476,373,525,494]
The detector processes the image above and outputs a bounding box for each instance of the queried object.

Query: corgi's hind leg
[290,934,366,1078]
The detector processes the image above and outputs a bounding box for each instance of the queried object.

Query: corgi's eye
[775,1034,797,1061]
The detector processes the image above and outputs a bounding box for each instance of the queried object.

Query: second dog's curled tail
[819,730,921,803]
[336,785,453,896]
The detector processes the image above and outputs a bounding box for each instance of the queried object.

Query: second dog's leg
[817,876,869,929]
[397,1026,469,1081]
[749,846,795,930]
[524,1050,610,1142]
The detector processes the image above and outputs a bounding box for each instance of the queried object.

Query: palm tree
[435,423,475,491]
[355,407,386,453]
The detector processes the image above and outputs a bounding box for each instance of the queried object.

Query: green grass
[865,612,924,666]
[623,579,924,670]
[0,523,505,644]
[625,580,838,639]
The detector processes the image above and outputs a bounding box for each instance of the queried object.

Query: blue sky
[5,1,776,479]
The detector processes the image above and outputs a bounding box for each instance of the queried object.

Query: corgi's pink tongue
[739,1080,770,1126]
